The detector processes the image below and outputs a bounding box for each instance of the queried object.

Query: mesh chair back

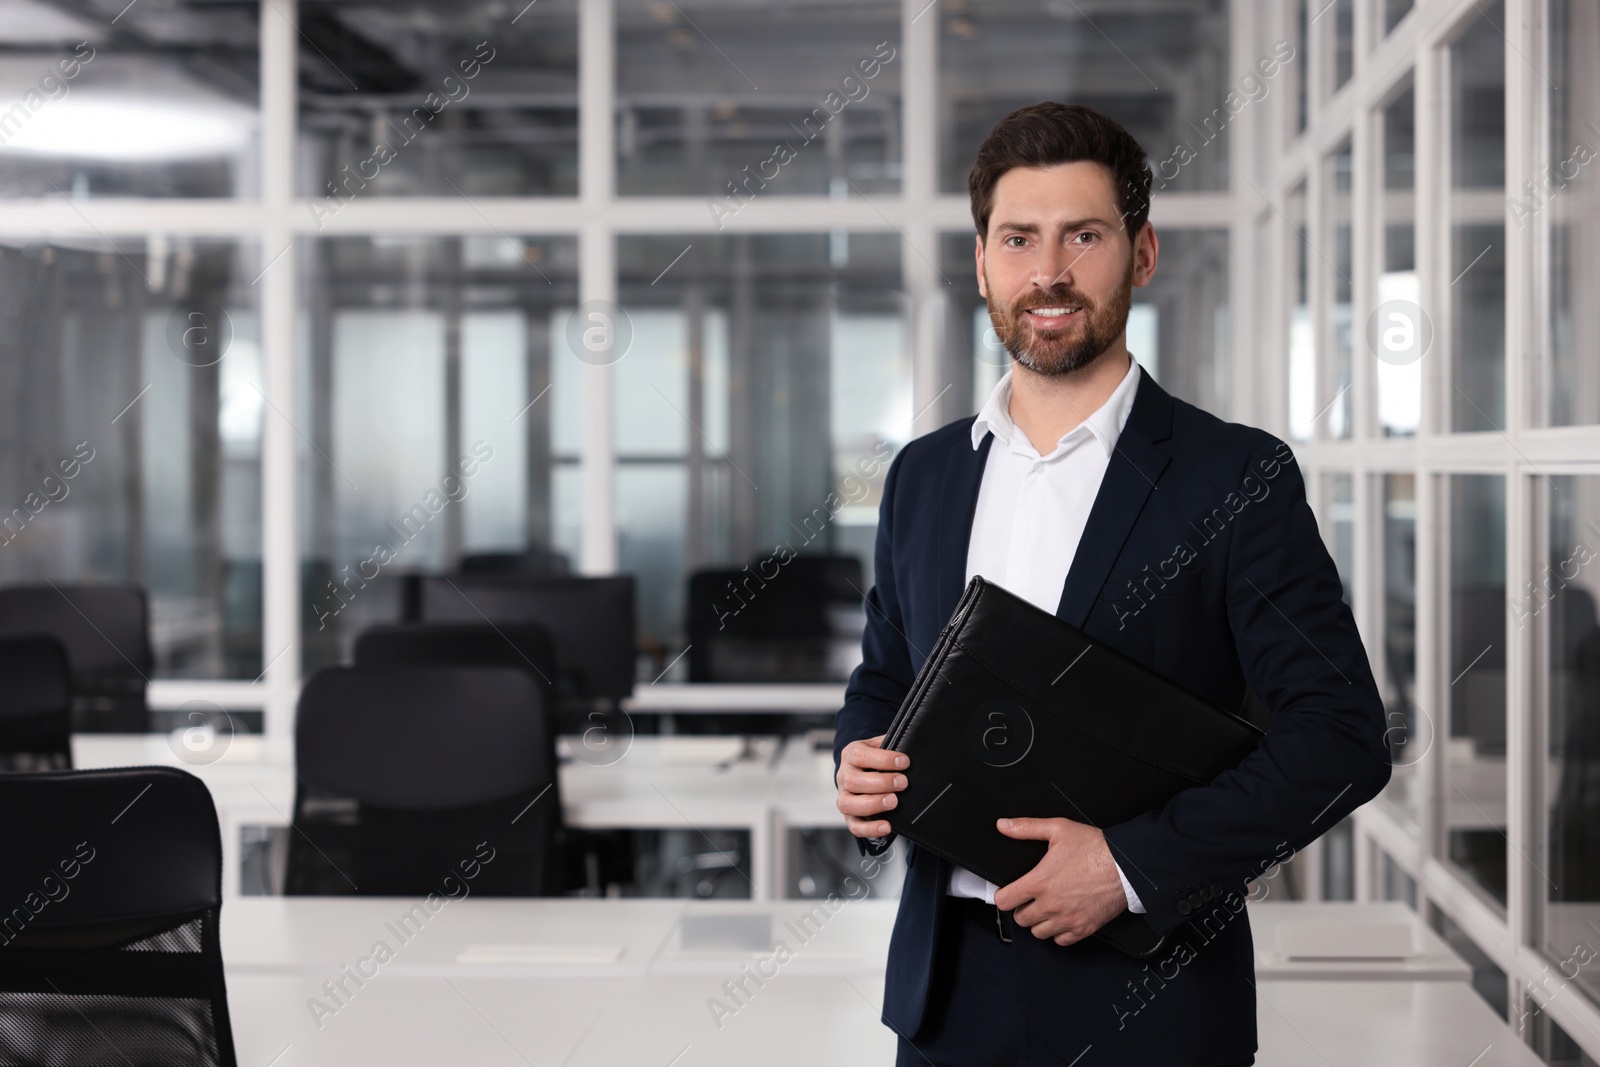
[0,635,73,770]
[0,766,235,1066]
[286,666,561,897]
[0,585,151,732]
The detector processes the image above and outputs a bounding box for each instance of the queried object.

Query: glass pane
[298,235,579,674]
[938,227,1229,418]
[617,0,901,197]
[1544,0,1600,426]
[1379,850,1418,909]
[1445,473,1506,908]
[0,237,262,680]
[1322,472,1354,608]
[298,2,578,198]
[1376,82,1420,436]
[1252,213,1273,421]
[1448,5,1506,432]
[1379,473,1424,827]
[1323,135,1353,438]
[1541,1018,1600,1067]
[1431,905,1510,1017]
[0,3,259,198]
[1294,0,1309,136]
[1287,181,1315,440]
[1333,0,1354,93]
[1385,0,1415,35]
[1542,475,1600,1008]
[939,0,1231,194]
[614,234,907,676]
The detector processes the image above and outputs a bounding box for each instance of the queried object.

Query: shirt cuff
[1115,860,1146,914]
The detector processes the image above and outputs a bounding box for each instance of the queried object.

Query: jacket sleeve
[833,442,919,857]
[1101,436,1393,935]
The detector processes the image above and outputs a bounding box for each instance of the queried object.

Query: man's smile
[1022,305,1084,328]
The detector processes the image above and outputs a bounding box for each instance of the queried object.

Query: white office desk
[222,897,898,978]
[1245,901,1471,981]
[225,897,1468,984]
[223,897,686,978]
[226,971,1541,1067]
[227,972,895,1067]
[623,682,844,714]
[1254,979,1544,1066]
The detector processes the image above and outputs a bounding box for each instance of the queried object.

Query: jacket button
[1188,893,1202,909]
[1177,899,1192,916]
[1211,882,1224,898]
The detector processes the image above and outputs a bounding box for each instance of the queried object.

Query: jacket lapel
[934,425,994,628]
[1055,369,1176,628]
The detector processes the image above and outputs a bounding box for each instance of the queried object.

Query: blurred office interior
[0,0,1598,1063]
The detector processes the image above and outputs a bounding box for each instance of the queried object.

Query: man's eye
[1074,232,1098,244]
[1004,236,1026,248]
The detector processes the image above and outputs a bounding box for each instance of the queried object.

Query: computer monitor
[416,575,636,701]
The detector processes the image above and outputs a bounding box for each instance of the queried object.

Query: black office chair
[352,622,563,818]
[285,666,562,897]
[0,634,73,770]
[681,555,862,740]
[686,555,864,684]
[459,548,572,576]
[415,574,637,702]
[353,622,557,691]
[0,766,236,1066]
[0,584,151,733]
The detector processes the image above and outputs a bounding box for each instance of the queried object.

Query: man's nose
[1030,243,1080,291]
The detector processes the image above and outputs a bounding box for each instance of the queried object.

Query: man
[832,102,1391,1066]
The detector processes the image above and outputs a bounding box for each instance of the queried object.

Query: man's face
[976,161,1157,376]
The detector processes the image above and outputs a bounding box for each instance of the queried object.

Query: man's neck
[1006,346,1133,456]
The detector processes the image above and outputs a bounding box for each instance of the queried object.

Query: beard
[986,253,1134,376]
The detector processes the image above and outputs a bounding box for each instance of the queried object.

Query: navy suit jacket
[832,369,1392,1066]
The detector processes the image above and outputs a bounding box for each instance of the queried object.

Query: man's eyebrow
[992,217,1115,235]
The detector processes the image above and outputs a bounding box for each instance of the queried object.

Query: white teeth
[1028,307,1079,317]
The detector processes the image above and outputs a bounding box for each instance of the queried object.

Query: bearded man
[832,101,1391,1067]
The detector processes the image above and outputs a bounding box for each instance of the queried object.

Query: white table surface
[221,897,1467,987]
[1244,901,1471,981]
[227,972,895,1067]
[225,971,1541,1067]
[1254,979,1544,1066]
[221,898,899,979]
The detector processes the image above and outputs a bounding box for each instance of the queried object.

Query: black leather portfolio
[882,575,1266,959]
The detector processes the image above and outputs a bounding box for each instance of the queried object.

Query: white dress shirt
[948,352,1147,915]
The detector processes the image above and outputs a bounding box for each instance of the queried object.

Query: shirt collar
[971,354,1143,460]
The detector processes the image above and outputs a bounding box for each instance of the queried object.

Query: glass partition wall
[0,0,1239,705]
[1249,0,1600,1058]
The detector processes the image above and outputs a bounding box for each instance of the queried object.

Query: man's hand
[835,734,908,838]
[992,817,1128,946]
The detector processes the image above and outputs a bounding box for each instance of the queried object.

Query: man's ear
[1132,222,1159,289]
[975,233,987,298]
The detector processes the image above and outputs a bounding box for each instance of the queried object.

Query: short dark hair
[968,102,1152,244]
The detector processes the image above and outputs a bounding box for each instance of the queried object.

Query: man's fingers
[845,815,892,838]
[993,875,1039,913]
[844,735,909,771]
[995,817,1057,841]
[838,768,907,795]
[837,789,900,817]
